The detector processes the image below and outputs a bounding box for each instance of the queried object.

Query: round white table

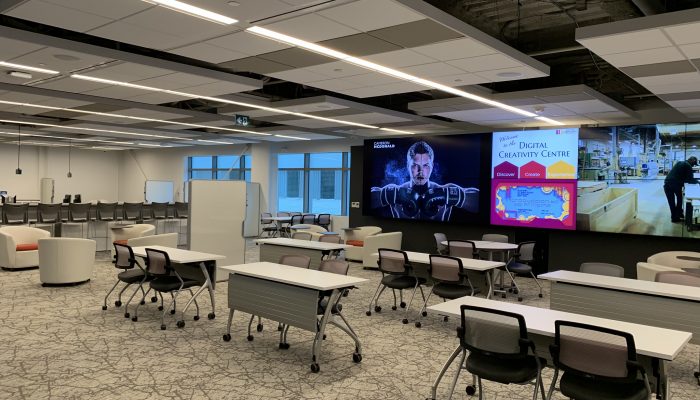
[440,240,518,260]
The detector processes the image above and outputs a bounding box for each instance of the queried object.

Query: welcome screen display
[490,129,579,230]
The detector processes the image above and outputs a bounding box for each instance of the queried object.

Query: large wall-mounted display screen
[363,134,487,223]
[490,129,579,230]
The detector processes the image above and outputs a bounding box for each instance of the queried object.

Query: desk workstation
[428,296,692,400]
[257,238,351,270]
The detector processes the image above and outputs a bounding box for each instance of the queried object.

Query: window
[277,152,350,215]
[187,155,251,182]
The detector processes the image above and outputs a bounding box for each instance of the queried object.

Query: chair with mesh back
[67,203,91,238]
[481,233,509,261]
[301,214,316,224]
[259,212,277,238]
[291,231,312,241]
[277,211,291,236]
[502,241,542,301]
[37,203,61,236]
[442,305,547,400]
[655,271,700,384]
[319,234,343,259]
[448,240,489,296]
[434,233,448,255]
[2,203,28,225]
[366,248,427,324]
[580,262,625,278]
[317,214,331,230]
[103,243,158,317]
[131,248,201,330]
[548,320,650,400]
[415,255,479,328]
[96,202,118,250]
[123,202,143,223]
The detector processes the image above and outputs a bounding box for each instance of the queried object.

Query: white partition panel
[188,180,246,280]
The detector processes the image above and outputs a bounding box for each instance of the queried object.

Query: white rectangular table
[427,296,691,400]
[372,251,504,299]
[257,238,351,269]
[268,216,291,237]
[131,246,225,325]
[221,262,367,373]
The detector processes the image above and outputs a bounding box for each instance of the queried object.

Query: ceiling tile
[368,19,462,48]
[43,0,149,19]
[603,47,686,68]
[364,49,437,68]
[117,6,232,45]
[637,72,700,94]
[220,57,294,74]
[400,62,463,78]
[578,29,672,55]
[0,37,44,60]
[268,68,331,83]
[447,54,522,73]
[81,85,144,99]
[169,43,248,64]
[207,31,291,55]
[343,72,402,87]
[91,63,172,81]
[306,78,363,91]
[303,61,372,79]
[558,100,616,114]
[320,34,401,57]
[318,0,423,32]
[664,22,700,45]
[475,66,546,81]
[265,14,359,42]
[680,43,700,59]
[430,73,484,86]
[6,0,111,32]
[88,21,186,50]
[344,81,426,97]
[620,60,696,78]
[36,76,111,92]
[258,47,335,68]
[412,38,498,61]
[185,80,252,96]
[10,47,109,73]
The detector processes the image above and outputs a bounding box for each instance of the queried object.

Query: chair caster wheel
[366,311,371,316]
[415,321,422,328]
[176,320,185,328]
[131,316,138,322]
[170,309,176,315]
[102,305,107,310]
[400,301,406,308]
[115,300,122,307]
[279,343,290,350]
[374,306,381,312]
[124,312,130,318]
[323,334,327,340]
[193,315,200,321]
[508,289,513,293]
[160,324,166,330]
[352,353,362,363]
[256,324,263,332]
[391,306,397,311]
[140,300,145,305]
[466,385,476,395]
[538,293,543,298]
[151,296,158,303]
[208,312,215,320]
[277,324,283,331]
[223,334,231,342]
[402,318,408,324]
[310,363,320,373]
[443,316,449,322]
[518,297,523,302]
[247,335,254,341]
[513,289,519,294]
[421,311,427,317]
[343,291,349,297]
[158,306,164,311]
[501,294,507,298]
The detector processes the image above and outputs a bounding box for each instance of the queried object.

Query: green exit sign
[235,114,250,126]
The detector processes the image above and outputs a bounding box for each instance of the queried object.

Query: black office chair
[503,241,543,301]
[259,212,277,238]
[548,320,651,400]
[434,232,448,255]
[131,248,200,330]
[453,305,546,400]
[317,213,331,230]
[301,214,316,224]
[415,255,479,328]
[37,203,61,236]
[366,248,427,324]
[319,234,342,259]
[102,243,158,317]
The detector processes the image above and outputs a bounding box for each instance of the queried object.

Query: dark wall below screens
[349,146,699,277]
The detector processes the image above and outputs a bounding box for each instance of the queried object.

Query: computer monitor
[62,194,71,204]
[73,194,82,203]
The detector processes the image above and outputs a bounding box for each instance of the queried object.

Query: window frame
[187,155,251,182]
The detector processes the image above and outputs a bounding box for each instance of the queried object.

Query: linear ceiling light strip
[245,26,563,126]
[142,0,237,25]
[0,61,59,75]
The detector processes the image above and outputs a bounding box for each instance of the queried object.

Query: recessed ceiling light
[142,0,238,25]
[198,139,232,144]
[245,26,562,126]
[53,54,80,61]
[7,71,32,79]
[0,61,59,75]
[496,71,524,78]
[0,118,177,139]
[274,134,310,141]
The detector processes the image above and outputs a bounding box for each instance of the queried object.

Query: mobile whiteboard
[145,180,174,203]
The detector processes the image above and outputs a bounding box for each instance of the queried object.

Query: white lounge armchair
[39,238,96,285]
[343,226,382,262]
[0,226,51,270]
[362,232,403,268]
[110,224,155,255]
[636,251,700,281]
[127,233,178,249]
[291,224,328,241]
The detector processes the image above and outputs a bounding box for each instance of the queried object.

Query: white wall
[0,143,119,202]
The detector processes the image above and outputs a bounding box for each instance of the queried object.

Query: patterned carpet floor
[1,243,698,399]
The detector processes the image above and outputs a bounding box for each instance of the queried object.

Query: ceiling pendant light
[67,140,73,178]
[15,124,22,175]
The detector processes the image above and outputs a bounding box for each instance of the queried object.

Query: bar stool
[2,203,28,225]
[66,203,91,238]
[123,202,143,223]
[151,202,168,234]
[96,202,117,250]
[37,203,61,236]
[174,202,188,246]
